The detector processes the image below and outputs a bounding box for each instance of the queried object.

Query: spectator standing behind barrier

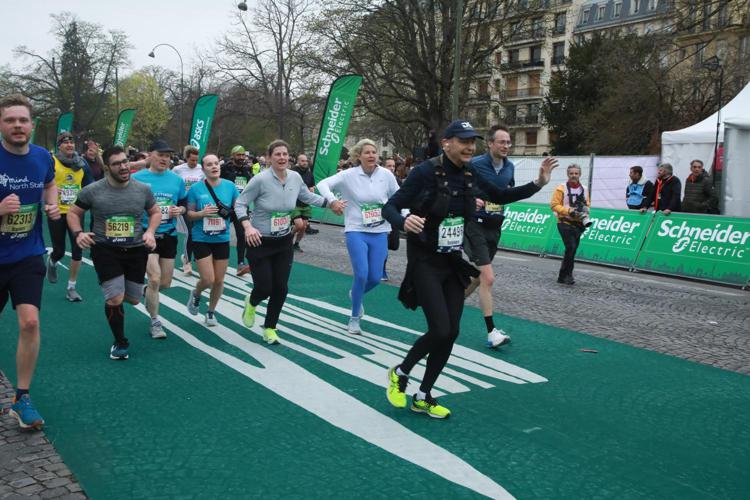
[682,159,718,214]
[551,164,590,285]
[625,166,653,210]
[642,163,681,215]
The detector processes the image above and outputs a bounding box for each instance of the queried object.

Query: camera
[573,199,592,228]
[217,205,233,219]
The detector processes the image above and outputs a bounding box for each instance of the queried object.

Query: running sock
[484,315,495,333]
[15,388,29,401]
[67,280,76,290]
[151,317,159,324]
[105,303,127,346]
[416,390,427,401]
[396,366,408,377]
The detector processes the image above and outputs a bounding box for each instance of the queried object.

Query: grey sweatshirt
[235,167,326,237]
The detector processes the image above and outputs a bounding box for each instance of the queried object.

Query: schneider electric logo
[584,215,642,245]
[658,220,749,258]
[502,207,550,234]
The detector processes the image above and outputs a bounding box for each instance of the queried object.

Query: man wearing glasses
[464,125,515,349]
[66,146,160,361]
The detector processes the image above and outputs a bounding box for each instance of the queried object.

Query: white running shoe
[205,311,218,327]
[487,328,511,348]
[150,320,167,339]
[186,290,200,315]
[347,316,362,335]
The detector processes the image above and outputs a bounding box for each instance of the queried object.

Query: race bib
[157,200,174,223]
[234,176,248,191]
[203,216,227,235]
[484,201,504,215]
[437,216,464,253]
[270,211,291,237]
[361,203,384,227]
[105,216,135,244]
[59,184,80,206]
[0,203,37,235]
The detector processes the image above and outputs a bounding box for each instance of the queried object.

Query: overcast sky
[1,0,250,75]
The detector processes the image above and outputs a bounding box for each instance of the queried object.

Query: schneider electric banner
[113,108,137,147]
[313,75,363,184]
[634,213,750,286]
[546,208,653,268]
[499,203,557,254]
[189,94,218,160]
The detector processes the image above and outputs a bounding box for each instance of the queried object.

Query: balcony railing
[500,59,545,71]
[508,28,546,43]
[503,87,542,99]
[504,114,541,126]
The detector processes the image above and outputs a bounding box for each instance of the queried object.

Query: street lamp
[703,55,723,184]
[149,43,185,147]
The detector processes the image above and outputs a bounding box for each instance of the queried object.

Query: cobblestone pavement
[0,373,85,499]
[1,222,747,497]
[296,222,750,375]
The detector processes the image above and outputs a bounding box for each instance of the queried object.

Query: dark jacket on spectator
[682,170,717,213]
[648,175,681,212]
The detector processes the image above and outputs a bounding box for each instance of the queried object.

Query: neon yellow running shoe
[263,328,280,345]
[411,394,451,419]
[242,295,256,328]
[386,366,408,408]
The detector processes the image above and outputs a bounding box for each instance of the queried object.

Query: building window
[526,131,538,145]
[554,13,566,34]
[648,0,657,11]
[581,8,590,24]
[614,2,622,17]
[717,1,730,28]
[494,78,502,91]
[596,5,606,21]
[530,45,542,62]
[631,0,640,14]
[505,105,518,124]
[528,73,541,94]
[553,42,565,64]
[495,52,503,66]
[693,43,705,68]
[478,80,489,97]
[740,36,749,61]
[508,49,520,64]
[531,17,544,37]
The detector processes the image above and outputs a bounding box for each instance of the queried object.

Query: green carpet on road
[1,252,749,499]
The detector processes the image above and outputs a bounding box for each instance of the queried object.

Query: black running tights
[247,237,294,329]
[400,258,464,394]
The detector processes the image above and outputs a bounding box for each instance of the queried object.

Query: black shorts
[0,255,45,312]
[463,218,502,267]
[193,241,230,261]
[150,233,178,259]
[90,244,147,285]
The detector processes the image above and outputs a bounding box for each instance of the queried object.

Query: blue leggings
[346,232,388,317]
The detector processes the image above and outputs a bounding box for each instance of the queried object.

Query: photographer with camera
[551,164,590,285]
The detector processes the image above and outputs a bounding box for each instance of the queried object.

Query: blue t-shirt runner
[187,179,238,243]
[132,169,187,235]
[0,142,55,265]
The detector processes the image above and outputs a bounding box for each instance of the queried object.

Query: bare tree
[214,0,318,139]
[8,12,130,140]
[308,0,542,135]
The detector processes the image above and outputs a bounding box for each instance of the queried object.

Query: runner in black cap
[133,140,187,338]
[382,120,558,418]
[67,145,160,360]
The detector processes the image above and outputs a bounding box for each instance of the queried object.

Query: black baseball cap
[443,120,483,140]
[149,139,175,153]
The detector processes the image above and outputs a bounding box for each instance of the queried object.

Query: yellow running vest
[53,156,85,214]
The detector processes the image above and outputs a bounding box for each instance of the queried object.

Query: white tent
[661,82,750,189]
[721,119,750,217]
